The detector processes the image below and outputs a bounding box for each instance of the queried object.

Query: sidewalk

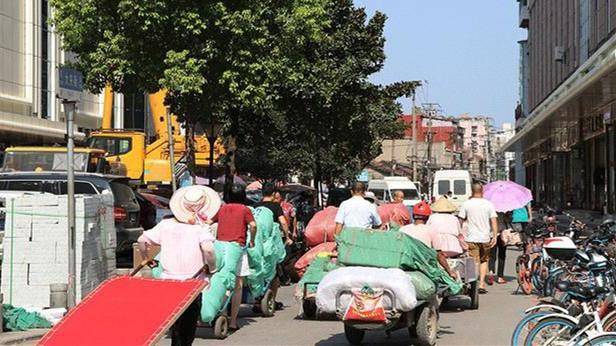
[0,329,49,345]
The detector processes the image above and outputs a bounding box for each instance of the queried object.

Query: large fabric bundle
[336,227,462,295]
[295,255,342,298]
[316,267,418,313]
[245,207,286,297]
[294,242,337,278]
[200,241,242,323]
[407,271,436,300]
[377,203,411,226]
[304,207,339,246]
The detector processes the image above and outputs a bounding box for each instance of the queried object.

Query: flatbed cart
[336,288,439,346]
[197,291,233,339]
[446,255,479,309]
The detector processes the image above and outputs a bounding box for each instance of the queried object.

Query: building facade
[458,115,493,180]
[505,0,616,213]
[493,123,516,181]
[0,1,148,151]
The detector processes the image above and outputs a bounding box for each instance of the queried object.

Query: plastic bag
[407,271,436,300]
[304,207,339,246]
[3,304,52,331]
[343,287,386,323]
[316,267,418,313]
[294,242,337,277]
[378,203,411,226]
[200,241,242,323]
[245,207,286,297]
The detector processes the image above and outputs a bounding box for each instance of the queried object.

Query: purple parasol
[483,180,533,212]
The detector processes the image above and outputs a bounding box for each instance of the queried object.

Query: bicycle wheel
[524,316,576,346]
[511,311,551,346]
[516,255,533,295]
[530,257,548,293]
[586,332,616,345]
[602,311,616,332]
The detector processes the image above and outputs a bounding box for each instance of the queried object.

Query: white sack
[316,266,418,313]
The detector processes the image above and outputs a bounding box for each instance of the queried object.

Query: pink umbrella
[484,180,533,212]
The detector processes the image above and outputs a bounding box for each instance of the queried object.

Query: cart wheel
[213,315,228,340]
[261,290,275,317]
[302,299,317,320]
[414,305,438,346]
[468,281,479,310]
[344,324,365,345]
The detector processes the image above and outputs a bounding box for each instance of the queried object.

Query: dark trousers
[171,294,202,346]
[489,236,507,278]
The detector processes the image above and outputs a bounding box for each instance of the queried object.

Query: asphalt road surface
[159,249,535,345]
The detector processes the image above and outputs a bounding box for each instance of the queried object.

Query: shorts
[468,242,491,263]
[236,252,251,277]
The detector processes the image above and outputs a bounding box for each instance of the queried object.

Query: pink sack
[294,242,337,275]
[304,207,339,246]
[377,203,411,226]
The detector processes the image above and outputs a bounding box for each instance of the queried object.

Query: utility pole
[422,102,441,194]
[411,92,417,182]
[63,100,77,309]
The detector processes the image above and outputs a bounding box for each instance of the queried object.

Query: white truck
[431,170,472,209]
[368,177,422,207]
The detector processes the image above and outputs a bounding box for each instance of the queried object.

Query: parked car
[138,191,172,224]
[0,172,143,267]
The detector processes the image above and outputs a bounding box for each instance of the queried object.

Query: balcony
[519,4,529,28]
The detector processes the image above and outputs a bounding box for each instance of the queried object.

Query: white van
[432,170,472,209]
[368,177,421,207]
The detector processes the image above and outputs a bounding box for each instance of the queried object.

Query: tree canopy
[51,0,419,183]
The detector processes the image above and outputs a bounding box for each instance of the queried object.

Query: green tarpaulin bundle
[245,207,286,298]
[407,271,436,300]
[3,304,52,331]
[297,255,342,296]
[200,241,242,323]
[336,227,462,295]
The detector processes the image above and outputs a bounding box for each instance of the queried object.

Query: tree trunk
[185,120,196,184]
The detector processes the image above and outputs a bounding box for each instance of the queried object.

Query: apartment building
[0,1,146,150]
[504,0,616,212]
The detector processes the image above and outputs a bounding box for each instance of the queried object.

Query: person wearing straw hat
[427,197,465,257]
[137,185,221,346]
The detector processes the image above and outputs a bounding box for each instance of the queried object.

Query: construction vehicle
[1,147,108,173]
[86,87,224,186]
[0,86,224,187]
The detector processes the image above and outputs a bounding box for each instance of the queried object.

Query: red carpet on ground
[39,276,206,346]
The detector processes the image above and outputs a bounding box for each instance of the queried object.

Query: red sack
[305,206,339,246]
[294,242,337,274]
[378,203,411,226]
[343,287,387,323]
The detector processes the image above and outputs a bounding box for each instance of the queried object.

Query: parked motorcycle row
[511,208,616,345]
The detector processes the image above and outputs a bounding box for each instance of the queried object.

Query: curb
[0,330,48,345]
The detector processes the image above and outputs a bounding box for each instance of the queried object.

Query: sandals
[497,277,507,284]
[478,288,488,294]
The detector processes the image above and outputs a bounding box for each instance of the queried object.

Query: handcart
[39,261,208,346]
[335,288,439,346]
[446,255,479,309]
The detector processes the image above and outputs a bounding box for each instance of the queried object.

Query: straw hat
[169,185,222,224]
[430,197,457,213]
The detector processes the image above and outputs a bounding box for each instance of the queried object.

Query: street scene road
[4,1,616,346]
[157,251,534,346]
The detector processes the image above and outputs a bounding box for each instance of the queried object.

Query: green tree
[51,0,418,187]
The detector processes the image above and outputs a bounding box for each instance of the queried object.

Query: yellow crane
[87,86,224,185]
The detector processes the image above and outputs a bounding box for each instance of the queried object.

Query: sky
[353,0,524,126]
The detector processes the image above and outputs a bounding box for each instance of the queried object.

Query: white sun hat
[169,185,222,224]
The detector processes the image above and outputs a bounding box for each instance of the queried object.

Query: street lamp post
[63,100,77,309]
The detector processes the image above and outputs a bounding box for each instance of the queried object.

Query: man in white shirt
[334,182,382,235]
[458,183,498,293]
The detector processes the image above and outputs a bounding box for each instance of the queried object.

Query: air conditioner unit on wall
[554,46,566,63]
